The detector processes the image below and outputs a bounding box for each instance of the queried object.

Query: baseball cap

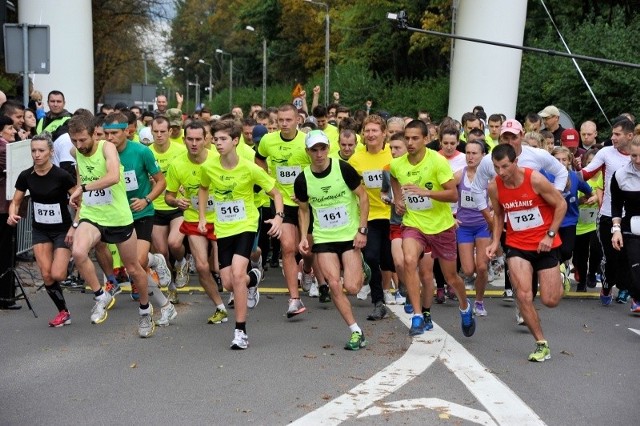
[166,108,183,127]
[500,119,523,136]
[252,125,268,144]
[138,127,153,145]
[305,130,330,148]
[538,105,560,118]
[561,128,579,147]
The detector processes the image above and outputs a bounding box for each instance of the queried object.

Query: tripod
[0,227,37,318]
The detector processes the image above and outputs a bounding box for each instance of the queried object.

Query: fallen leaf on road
[130,363,137,368]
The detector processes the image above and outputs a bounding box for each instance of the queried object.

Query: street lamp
[246,25,267,108]
[198,59,213,103]
[216,48,233,111]
[304,0,330,106]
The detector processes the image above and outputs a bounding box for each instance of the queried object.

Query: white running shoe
[138,305,155,338]
[156,303,177,326]
[90,292,114,324]
[187,254,196,274]
[247,268,261,309]
[308,282,319,298]
[394,290,406,305]
[152,253,172,287]
[299,260,315,292]
[230,329,249,350]
[516,305,525,325]
[174,258,189,288]
[357,284,371,300]
[383,290,395,305]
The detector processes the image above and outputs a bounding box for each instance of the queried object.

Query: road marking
[629,328,640,337]
[292,305,545,425]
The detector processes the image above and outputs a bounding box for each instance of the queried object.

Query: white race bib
[191,195,215,212]
[276,166,301,185]
[124,170,139,191]
[317,205,349,229]
[215,200,247,223]
[579,206,598,224]
[33,202,63,224]
[508,207,543,231]
[84,188,113,206]
[630,216,640,235]
[363,170,383,189]
[405,194,432,211]
[460,190,477,209]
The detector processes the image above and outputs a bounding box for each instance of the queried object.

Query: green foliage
[518,6,640,133]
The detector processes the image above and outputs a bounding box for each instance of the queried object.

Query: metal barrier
[16,199,33,256]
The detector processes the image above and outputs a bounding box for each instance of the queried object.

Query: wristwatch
[546,230,556,238]
[72,222,79,229]
[276,211,285,219]
[358,227,368,235]
[144,197,152,205]
[611,224,621,233]
[81,184,87,192]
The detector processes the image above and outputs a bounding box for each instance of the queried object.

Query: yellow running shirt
[165,151,216,223]
[349,145,392,221]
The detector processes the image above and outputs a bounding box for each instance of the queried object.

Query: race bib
[33,202,63,224]
[215,200,247,223]
[579,206,598,224]
[317,205,349,229]
[508,207,543,231]
[363,170,383,189]
[190,195,215,212]
[84,188,113,206]
[405,194,432,211]
[631,216,640,235]
[460,190,477,209]
[276,166,301,185]
[124,170,139,191]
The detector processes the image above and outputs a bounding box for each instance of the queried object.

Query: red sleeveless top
[496,168,561,251]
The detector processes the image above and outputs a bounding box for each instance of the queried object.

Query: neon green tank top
[77,140,133,226]
[303,160,360,244]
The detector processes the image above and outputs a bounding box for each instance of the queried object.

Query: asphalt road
[1,263,638,425]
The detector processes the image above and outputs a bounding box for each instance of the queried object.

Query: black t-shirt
[15,165,76,231]
[294,159,361,202]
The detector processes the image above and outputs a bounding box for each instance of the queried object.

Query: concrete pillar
[19,0,94,112]
[448,0,527,121]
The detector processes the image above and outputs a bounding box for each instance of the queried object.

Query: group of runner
[7,90,640,361]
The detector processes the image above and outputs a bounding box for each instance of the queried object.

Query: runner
[294,130,370,350]
[7,134,77,326]
[486,144,566,361]
[198,119,284,349]
[390,119,475,337]
[67,114,155,337]
[165,121,228,324]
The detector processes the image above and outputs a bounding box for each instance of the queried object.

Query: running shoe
[502,289,514,302]
[487,264,495,283]
[464,275,475,290]
[319,284,331,303]
[515,304,525,325]
[560,263,571,294]
[460,300,476,337]
[152,253,172,287]
[394,290,406,305]
[90,292,114,324]
[446,284,458,301]
[213,273,223,293]
[308,282,320,298]
[616,289,630,304]
[423,312,433,331]
[207,308,228,324]
[586,275,598,288]
[356,284,371,301]
[174,258,189,288]
[362,256,372,287]
[247,268,261,309]
[473,301,488,317]
[404,302,414,314]
[630,299,640,313]
[528,340,551,362]
[367,301,387,321]
[187,254,196,274]
[383,290,395,305]
[114,267,129,283]
[344,331,367,350]
[435,287,445,304]
[167,288,179,304]
[230,329,249,350]
[156,303,177,326]
[299,260,315,292]
[286,298,306,318]
[49,310,71,328]
[138,307,155,338]
[228,292,235,309]
[105,280,122,297]
[600,290,613,306]
[409,315,425,336]
[130,282,139,301]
